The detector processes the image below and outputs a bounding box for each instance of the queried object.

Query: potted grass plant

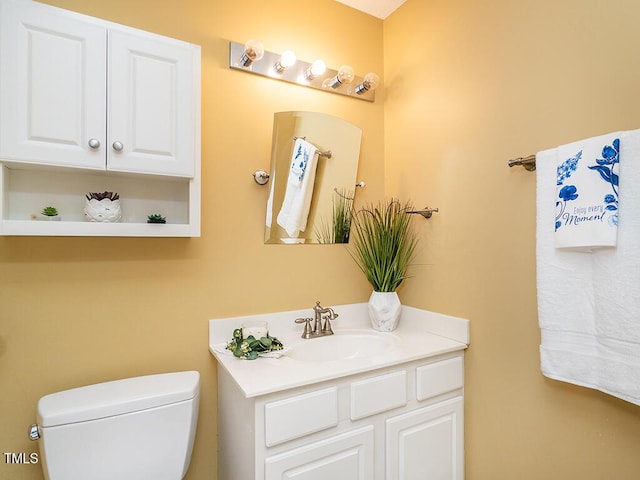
[349,198,418,331]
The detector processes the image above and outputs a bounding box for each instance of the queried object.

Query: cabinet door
[0,0,106,169]
[386,396,464,480]
[264,426,374,480]
[107,28,198,177]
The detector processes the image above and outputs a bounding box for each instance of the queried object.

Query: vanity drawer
[350,370,407,420]
[265,425,375,479]
[264,387,338,447]
[416,356,463,401]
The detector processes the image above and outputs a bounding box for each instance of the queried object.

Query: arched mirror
[264,111,362,244]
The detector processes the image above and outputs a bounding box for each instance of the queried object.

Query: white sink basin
[288,329,400,362]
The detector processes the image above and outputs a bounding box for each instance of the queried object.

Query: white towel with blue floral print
[554,132,621,249]
[537,129,640,406]
[277,138,319,237]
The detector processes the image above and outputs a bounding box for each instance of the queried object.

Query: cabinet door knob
[88,138,100,149]
[112,141,124,152]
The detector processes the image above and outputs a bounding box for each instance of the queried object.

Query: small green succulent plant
[41,206,59,216]
[147,213,166,224]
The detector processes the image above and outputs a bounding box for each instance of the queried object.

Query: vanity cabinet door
[0,0,106,170]
[107,28,198,178]
[264,426,374,480]
[386,396,464,480]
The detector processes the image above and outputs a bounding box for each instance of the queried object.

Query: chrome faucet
[294,301,339,339]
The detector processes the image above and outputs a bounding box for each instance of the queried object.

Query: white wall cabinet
[0,0,201,236]
[217,352,465,480]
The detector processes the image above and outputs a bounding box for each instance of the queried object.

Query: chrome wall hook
[406,207,439,219]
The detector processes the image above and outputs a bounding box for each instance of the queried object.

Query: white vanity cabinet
[217,352,465,480]
[0,0,201,236]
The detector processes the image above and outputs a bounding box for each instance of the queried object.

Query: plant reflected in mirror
[315,188,354,244]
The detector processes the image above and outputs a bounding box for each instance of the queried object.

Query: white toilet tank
[35,371,200,480]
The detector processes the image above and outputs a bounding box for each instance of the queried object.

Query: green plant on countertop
[348,198,419,292]
[41,206,58,217]
[147,213,167,224]
[225,328,284,360]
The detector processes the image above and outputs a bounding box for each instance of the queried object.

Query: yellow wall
[385,0,640,478]
[0,1,382,479]
[3,0,640,479]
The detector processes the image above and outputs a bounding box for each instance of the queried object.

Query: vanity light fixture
[355,72,380,95]
[274,50,296,74]
[238,39,264,67]
[228,40,378,102]
[303,59,326,81]
[323,65,355,89]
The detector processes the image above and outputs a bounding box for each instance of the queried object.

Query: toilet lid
[38,371,199,427]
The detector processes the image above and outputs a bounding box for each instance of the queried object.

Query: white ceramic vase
[84,199,122,223]
[367,291,402,332]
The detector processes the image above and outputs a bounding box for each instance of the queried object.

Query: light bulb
[239,39,264,67]
[355,72,380,94]
[323,65,355,89]
[274,50,296,73]
[304,59,326,80]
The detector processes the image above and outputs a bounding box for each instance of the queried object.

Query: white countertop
[209,303,469,398]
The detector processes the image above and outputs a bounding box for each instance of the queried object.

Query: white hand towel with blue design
[537,129,640,405]
[277,138,319,237]
[555,132,621,249]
